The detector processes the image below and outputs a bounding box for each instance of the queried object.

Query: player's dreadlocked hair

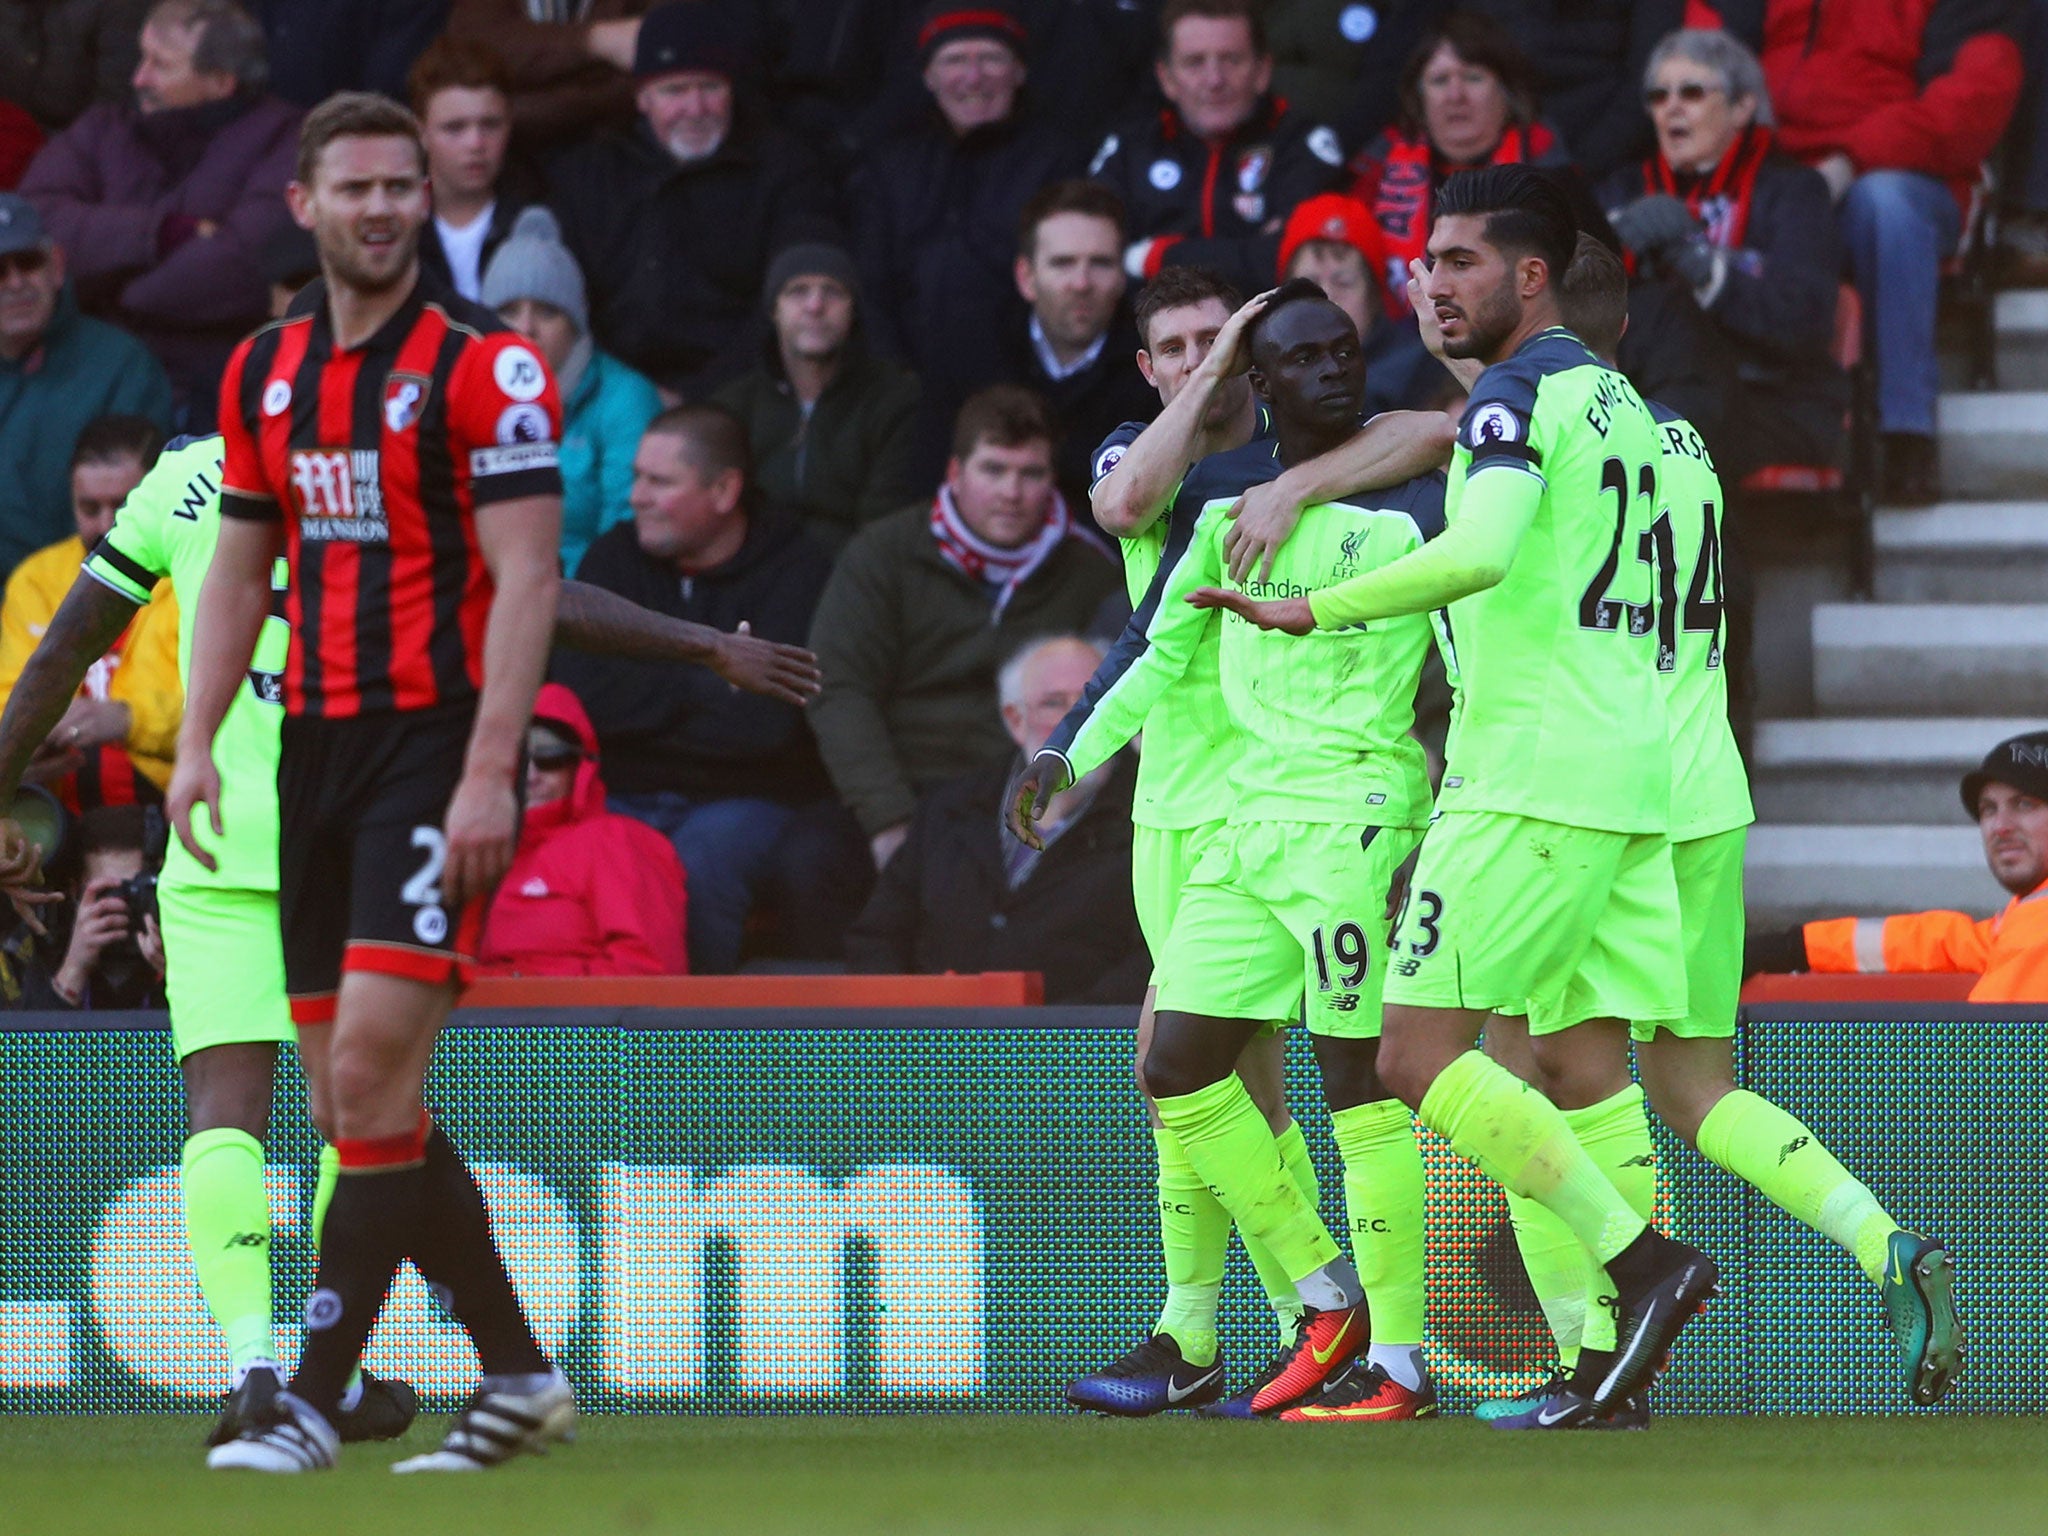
[1433,164,1577,290]
[1243,276,1333,354]
[1559,232,1629,360]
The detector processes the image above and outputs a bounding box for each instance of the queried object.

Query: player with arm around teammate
[1196,168,1719,1415]
[1476,238,1961,1425]
[1015,279,1451,1420]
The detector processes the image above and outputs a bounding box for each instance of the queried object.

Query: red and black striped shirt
[217,270,563,718]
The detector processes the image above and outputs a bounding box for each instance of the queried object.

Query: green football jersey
[1436,328,1670,834]
[84,435,289,893]
[1091,421,1239,831]
[1053,437,1444,827]
[1645,402,1754,842]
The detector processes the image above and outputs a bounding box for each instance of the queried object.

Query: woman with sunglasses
[1599,27,1845,487]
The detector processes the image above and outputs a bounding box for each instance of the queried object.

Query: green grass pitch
[4,1414,2044,1535]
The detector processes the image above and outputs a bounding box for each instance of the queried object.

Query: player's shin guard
[414,1121,550,1375]
[1697,1089,1899,1283]
[1561,1086,1658,1354]
[291,1128,429,1420]
[181,1128,276,1371]
[1238,1122,1318,1335]
[1330,1100,1425,1350]
[1153,1077,1341,1287]
[1418,1051,1646,1266]
[1152,1127,1228,1365]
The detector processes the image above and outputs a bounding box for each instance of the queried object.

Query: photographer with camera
[23,804,165,1010]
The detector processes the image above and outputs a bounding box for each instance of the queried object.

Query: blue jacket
[0,284,171,581]
[558,345,662,576]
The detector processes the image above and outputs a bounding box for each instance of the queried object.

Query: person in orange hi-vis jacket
[1745,731,2048,1003]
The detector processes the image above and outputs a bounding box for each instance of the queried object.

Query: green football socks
[1152,1127,1227,1366]
[180,1128,275,1372]
[1505,1189,1589,1365]
[1152,1076,1341,1287]
[1331,1098,1425,1347]
[1563,1085,1658,1352]
[1698,1088,1901,1285]
[1419,1050,1647,1266]
[1248,1121,1318,1332]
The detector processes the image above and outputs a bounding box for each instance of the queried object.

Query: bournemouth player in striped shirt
[176,93,569,1474]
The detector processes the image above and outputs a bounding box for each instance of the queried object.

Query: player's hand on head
[1186,587,1316,635]
[1207,289,1277,379]
[1223,480,1306,583]
[714,621,823,706]
[442,770,520,913]
[165,752,223,873]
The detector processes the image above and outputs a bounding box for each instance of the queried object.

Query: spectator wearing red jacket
[1760,0,2024,505]
[476,682,688,978]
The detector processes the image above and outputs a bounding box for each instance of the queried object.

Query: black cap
[635,2,752,80]
[1960,731,2048,816]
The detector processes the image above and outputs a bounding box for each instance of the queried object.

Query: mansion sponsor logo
[290,449,388,543]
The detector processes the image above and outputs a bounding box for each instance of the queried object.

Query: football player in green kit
[1015,278,1451,1419]
[1198,166,1718,1414]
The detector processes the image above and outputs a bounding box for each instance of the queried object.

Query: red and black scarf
[1370,122,1558,310]
[1642,123,1773,251]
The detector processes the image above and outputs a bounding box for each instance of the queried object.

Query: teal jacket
[0,285,172,581]
[558,344,662,575]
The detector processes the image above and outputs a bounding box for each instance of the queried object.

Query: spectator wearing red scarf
[1599,27,1845,483]
[476,683,687,978]
[1344,13,1568,319]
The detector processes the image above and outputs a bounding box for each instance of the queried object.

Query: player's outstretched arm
[0,575,140,927]
[554,579,821,705]
[0,575,139,808]
[167,515,282,871]
[1092,289,1273,538]
[445,493,562,912]
[1222,409,1458,583]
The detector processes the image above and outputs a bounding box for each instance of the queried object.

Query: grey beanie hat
[482,206,588,334]
[763,242,859,310]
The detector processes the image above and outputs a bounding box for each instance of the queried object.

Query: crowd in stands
[0,0,2036,996]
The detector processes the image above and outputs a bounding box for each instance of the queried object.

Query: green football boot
[1881,1232,1964,1406]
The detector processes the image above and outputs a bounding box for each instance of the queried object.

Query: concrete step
[1871,502,2048,601]
[1993,290,2048,391]
[1750,716,2041,822]
[1810,602,2048,715]
[1744,822,2001,929]
[1938,391,2048,500]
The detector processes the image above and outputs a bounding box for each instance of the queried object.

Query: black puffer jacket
[548,112,840,393]
[845,752,1148,1004]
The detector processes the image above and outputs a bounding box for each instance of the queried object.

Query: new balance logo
[224,1232,268,1250]
[1393,957,1421,977]
[1620,1154,1656,1168]
[1328,994,1361,1013]
[1777,1136,1809,1166]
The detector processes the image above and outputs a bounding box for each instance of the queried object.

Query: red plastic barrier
[458,971,1046,1009]
[1738,972,1978,1004]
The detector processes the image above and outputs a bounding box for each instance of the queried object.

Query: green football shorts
[158,881,292,1061]
[1156,820,1423,1037]
[1632,825,1746,1043]
[1385,810,1685,1035]
[1131,818,1227,984]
